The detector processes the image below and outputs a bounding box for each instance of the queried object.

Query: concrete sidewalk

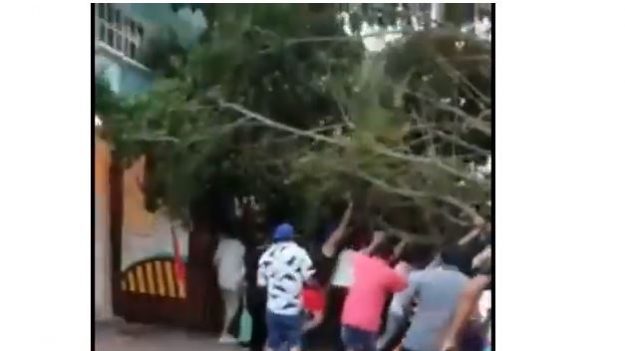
[95,322,240,351]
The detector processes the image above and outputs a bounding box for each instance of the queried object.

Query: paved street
[96,322,239,351]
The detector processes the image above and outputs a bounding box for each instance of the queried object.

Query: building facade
[94,3,206,322]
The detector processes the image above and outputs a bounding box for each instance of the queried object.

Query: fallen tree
[96,4,491,245]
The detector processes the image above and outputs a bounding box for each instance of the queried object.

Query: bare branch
[440,195,480,220]
[432,130,490,157]
[437,208,471,227]
[218,100,348,147]
[260,123,346,145]
[122,133,180,143]
[405,90,491,136]
[284,28,417,45]
[374,217,442,244]
[219,99,486,190]
[339,165,481,220]
[372,144,484,186]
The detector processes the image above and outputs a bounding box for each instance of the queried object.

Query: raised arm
[392,240,408,262]
[457,215,487,246]
[440,274,491,351]
[321,200,353,258]
[361,230,386,256]
[472,245,491,271]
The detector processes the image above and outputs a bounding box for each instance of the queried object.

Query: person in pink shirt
[341,234,408,351]
[377,242,435,351]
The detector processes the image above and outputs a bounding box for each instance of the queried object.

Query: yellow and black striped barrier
[121,259,186,299]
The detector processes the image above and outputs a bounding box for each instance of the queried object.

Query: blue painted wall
[118,63,153,96]
[95,52,153,96]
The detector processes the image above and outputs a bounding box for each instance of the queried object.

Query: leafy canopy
[96,4,491,243]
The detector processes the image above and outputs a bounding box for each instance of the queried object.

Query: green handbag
[238,296,253,343]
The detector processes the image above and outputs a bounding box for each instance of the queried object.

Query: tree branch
[405,90,491,136]
[219,99,484,186]
[434,55,491,105]
[432,130,490,157]
[218,100,348,147]
[374,216,442,244]
[215,99,486,220]
[122,133,180,143]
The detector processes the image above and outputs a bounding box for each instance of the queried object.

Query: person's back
[402,266,468,351]
[258,223,314,351]
[259,240,313,315]
[245,240,268,305]
[214,234,246,343]
[377,261,418,351]
[215,236,246,290]
[341,251,407,332]
[244,238,269,351]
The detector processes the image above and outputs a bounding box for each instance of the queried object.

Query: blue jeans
[266,311,303,350]
[341,325,377,351]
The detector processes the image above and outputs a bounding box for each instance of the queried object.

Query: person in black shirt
[440,218,492,351]
[309,200,355,351]
[454,217,491,277]
[313,200,354,287]
[244,229,270,351]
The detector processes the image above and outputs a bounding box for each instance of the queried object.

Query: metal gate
[109,160,223,331]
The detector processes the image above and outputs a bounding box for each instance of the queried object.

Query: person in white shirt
[258,223,315,351]
[214,231,246,344]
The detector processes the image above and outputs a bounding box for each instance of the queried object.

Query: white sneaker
[218,334,238,344]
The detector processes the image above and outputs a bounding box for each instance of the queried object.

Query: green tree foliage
[96,4,491,243]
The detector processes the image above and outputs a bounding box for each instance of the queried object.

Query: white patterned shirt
[258,242,314,315]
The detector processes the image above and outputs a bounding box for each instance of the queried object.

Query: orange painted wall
[121,155,156,235]
[95,135,113,319]
[95,136,111,209]
[94,136,189,270]
[95,136,156,236]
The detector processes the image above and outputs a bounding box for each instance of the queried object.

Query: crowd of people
[212,201,492,351]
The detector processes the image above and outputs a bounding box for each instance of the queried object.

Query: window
[95,4,145,62]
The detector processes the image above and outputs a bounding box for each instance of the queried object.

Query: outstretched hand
[344,194,354,212]
[322,195,354,258]
[440,337,457,351]
[393,239,408,259]
[367,230,386,252]
[346,199,354,213]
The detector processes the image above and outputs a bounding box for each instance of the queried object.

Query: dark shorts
[266,311,303,350]
[341,325,377,351]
